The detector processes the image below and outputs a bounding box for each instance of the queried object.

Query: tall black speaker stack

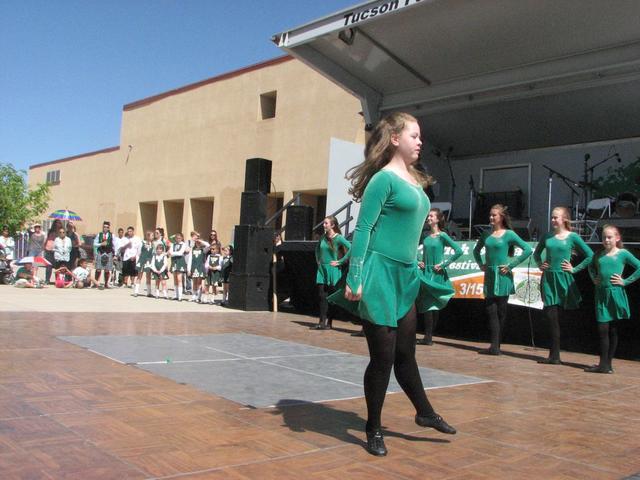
[229,158,274,311]
[285,205,314,240]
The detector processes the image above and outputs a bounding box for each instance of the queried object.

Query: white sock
[163,289,168,298]
[178,285,182,300]
[134,284,139,295]
[155,288,159,298]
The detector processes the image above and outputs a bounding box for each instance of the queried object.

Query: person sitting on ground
[72,258,99,289]
[54,265,74,288]
[14,262,39,288]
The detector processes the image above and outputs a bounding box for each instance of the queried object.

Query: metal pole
[547,173,553,231]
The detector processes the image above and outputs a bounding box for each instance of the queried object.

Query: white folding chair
[571,198,612,242]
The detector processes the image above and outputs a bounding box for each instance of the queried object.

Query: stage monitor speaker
[244,158,272,194]
[240,191,267,226]
[233,225,273,275]
[473,190,524,225]
[285,205,314,240]
[228,273,270,311]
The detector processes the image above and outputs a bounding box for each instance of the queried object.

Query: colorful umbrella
[49,209,82,221]
[17,256,51,267]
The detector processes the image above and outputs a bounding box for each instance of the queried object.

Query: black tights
[318,284,336,327]
[485,296,508,352]
[597,322,619,370]
[363,305,435,432]
[544,306,562,360]
[422,311,439,343]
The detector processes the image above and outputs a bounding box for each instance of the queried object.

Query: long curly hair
[552,206,572,232]
[346,112,433,201]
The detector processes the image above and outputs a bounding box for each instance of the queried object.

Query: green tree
[0,163,50,233]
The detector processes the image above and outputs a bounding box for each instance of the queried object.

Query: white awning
[274,0,640,156]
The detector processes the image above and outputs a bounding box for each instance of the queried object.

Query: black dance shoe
[417,338,433,346]
[351,330,365,337]
[311,324,330,330]
[584,365,613,374]
[365,429,387,456]
[478,348,501,356]
[537,357,561,365]
[415,413,457,434]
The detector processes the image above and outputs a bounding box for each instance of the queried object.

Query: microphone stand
[468,175,475,239]
[542,165,581,231]
[446,148,455,219]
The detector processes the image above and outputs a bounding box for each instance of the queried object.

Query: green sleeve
[440,232,463,268]
[335,235,351,265]
[472,234,486,268]
[507,230,533,270]
[346,173,392,292]
[532,234,548,267]
[315,240,321,265]
[622,249,640,286]
[570,233,594,273]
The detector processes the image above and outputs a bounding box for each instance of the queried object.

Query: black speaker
[244,158,272,194]
[285,205,314,240]
[473,190,524,224]
[240,191,267,226]
[228,273,270,311]
[233,225,273,275]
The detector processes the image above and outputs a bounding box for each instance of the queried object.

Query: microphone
[584,153,591,161]
[469,175,475,189]
[616,153,622,163]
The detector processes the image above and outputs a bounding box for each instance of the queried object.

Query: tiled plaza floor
[1,287,639,479]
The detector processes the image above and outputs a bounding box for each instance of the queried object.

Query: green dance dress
[136,242,154,273]
[417,232,461,313]
[533,232,593,309]
[207,253,222,285]
[189,248,206,278]
[170,242,187,273]
[588,249,640,322]
[328,170,453,327]
[473,230,533,298]
[151,255,169,280]
[315,234,351,286]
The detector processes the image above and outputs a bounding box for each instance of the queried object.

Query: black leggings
[363,305,435,432]
[485,296,508,352]
[422,311,439,343]
[544,305,562,360]
[318,284,336,326]
[597,322,619,369]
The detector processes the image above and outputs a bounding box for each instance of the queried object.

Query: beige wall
[29,57,365,243]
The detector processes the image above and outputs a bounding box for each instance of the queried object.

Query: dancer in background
[169,233,188,301]
[586,225,640,373]
[187,233,208,303]
[533,207,593,364]
[312,216,351,330]
[150,243,169,299]
[473,204,532,355]
[417,208,461,345]
[205,243,223,304]
[220,245,233,306]
[134,231,155,297]
[330,112,456,457]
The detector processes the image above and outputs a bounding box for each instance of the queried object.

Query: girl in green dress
[169,233,187,301]
[205,243,222,305]
[586,225,640,373]
[473,204,533,355]
[533,207,593,364]
[188,234,207,303]
[312,216,351,330]
[417,208,461,345]
[134,231,155,298]
[329,112,455,457]
[150,243,169,299]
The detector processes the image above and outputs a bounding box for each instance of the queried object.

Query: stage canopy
[274,0,640,157]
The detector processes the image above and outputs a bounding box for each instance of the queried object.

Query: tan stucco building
[29,56,365,243]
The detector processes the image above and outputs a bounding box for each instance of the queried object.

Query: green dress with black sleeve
[328,170,454,327]
[588,249,640,322]
[473,230,533,298]
[315,234,351,286]
[532,232,593,309]
[417,232,461,313]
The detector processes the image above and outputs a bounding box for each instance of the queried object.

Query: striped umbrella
[48,209,82,221]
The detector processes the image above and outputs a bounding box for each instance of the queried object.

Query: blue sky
[0,0,358,173]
